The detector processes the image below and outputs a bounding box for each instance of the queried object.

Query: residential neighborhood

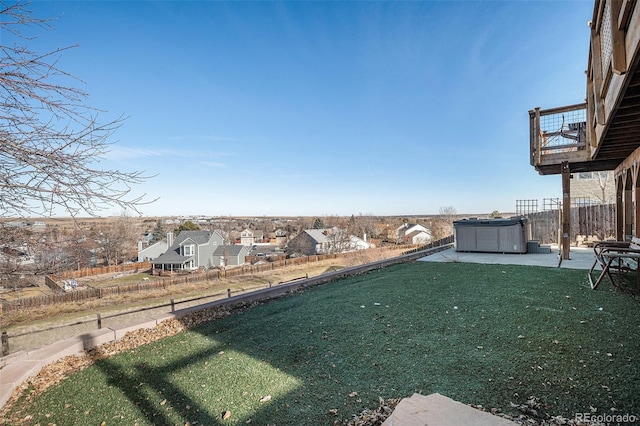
[3,1,640,424]
[142,223,377,273]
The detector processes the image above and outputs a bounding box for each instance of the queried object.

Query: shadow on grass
[96,345,225,426]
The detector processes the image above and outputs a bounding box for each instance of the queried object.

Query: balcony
[530,103,592,175]
[530,0,640,176]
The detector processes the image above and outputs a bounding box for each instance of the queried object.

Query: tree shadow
[94,344,226,425]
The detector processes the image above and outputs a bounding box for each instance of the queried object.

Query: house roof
[406,230,429,239]
[401,224,431,234]
[139,240,168,255]
[304,229,330,243]
[150,252,192,265]
[174,230,217,246]
[213,245,247,256]
[150,230,217,265]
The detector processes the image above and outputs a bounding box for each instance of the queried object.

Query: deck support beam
[562,161,571,260]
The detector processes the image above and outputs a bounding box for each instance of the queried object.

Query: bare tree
[325,227,351,254]
[430,206,458,240]
[0,225,25,277]
[97,213,137,266]
[0,1,152,218]
[31,228,76,274]
[593,171,615,204]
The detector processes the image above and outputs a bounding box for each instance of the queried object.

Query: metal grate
[600,1,612,75]
[572,197,594,208]
[539,107,586,150]
[543,198,561,211]
[516,199,538,215]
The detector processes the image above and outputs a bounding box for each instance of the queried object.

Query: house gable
[151,230,224,271]
[211,244,250,267]
[138,240,168,262]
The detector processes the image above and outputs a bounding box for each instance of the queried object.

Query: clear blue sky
[25,0,593,217]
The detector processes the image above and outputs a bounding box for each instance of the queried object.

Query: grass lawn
[8,262,640,425]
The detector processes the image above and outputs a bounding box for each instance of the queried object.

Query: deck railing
[529,103,589,172]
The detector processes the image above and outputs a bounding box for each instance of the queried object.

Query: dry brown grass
[1,248,409,330]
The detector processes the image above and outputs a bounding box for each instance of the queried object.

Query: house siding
[138,241,168,262]
[288,232,318,255]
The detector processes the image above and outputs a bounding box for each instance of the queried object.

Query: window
[575,171,611,181]
[576,172,595,180]
[183,244,194,256]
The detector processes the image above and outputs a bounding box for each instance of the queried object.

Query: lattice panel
[599,0,612,75]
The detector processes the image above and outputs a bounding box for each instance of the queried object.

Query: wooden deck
[530,0,640,176]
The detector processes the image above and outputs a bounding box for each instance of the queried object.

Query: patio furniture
[588,237,640,292]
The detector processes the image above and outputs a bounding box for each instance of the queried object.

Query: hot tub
[453,217,529,254]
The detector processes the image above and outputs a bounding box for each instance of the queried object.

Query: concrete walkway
[382,393,517,426]
[418,244,597,270]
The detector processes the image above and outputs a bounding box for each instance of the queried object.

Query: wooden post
[562,161,571,260]
[2,331,9,356]
[170,298,175,312]
[97,313,102,329]
[227,289,231,298]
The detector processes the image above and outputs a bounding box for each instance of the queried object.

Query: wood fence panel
[527,203,615,244]
[1,244,435,314]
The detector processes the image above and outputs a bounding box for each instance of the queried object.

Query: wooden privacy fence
[526,203,616,244]
[1,239,455,356]
[2,242,456,314]
[54,262,153,280]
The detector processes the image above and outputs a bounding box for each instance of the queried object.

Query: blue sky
[23,0,593,217]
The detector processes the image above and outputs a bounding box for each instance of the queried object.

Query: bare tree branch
[0,1,155,218]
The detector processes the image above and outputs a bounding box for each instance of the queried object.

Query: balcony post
[562,161,571,260]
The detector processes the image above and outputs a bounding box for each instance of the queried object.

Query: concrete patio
[419,244,597,270]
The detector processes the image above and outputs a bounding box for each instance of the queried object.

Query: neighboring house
[287,229,331,256]
[137,240,168,262]
[348,235,372,251]
[571,171,615,204]
[240,229,264,246]
[0,246,34,265]
[273,229,288,246]
[405,229,431,245]
[28,221,47,232]
[2,221,26,228]
[397,223,432,245]
[288,228,373,256]
[150,230,224,273]
[211,245,251,268]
